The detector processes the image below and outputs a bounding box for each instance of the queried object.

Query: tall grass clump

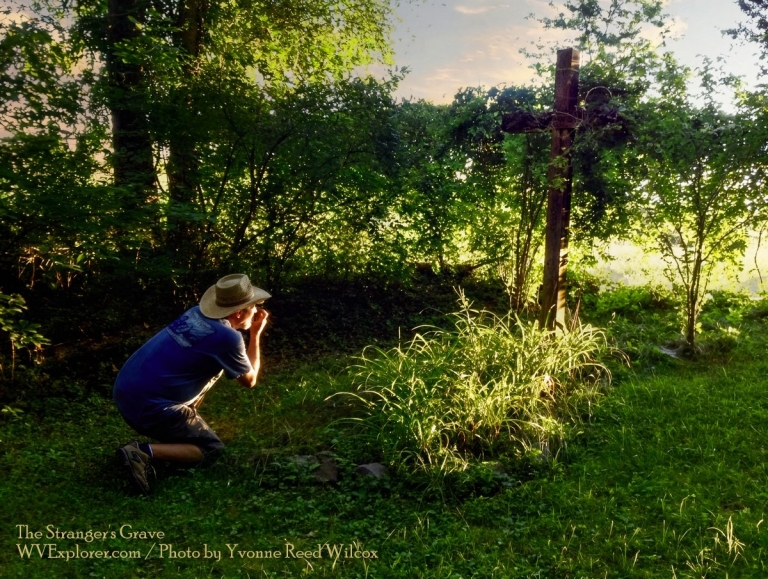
[341,295,614,476]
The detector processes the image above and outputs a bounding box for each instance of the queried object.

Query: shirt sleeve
[212,330,253,379]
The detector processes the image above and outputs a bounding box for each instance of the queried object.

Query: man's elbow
[236,371,258,388]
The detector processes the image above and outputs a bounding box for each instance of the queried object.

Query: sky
[379,0,762,103]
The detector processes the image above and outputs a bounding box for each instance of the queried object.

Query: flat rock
[657,345,680,359]
[287,454,339,483]
[315,453,339,483]
[289,455,318,468]
[355,463,389,478]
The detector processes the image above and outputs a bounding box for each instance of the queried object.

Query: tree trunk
[166,0,208,270]
[106,0,157,204]
[685,245,704,351]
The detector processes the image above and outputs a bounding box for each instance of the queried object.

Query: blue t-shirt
[113,306,252,429]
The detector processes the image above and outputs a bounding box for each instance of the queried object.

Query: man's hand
[250,307,269,337]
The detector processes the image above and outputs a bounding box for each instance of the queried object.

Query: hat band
[215,293,254,308]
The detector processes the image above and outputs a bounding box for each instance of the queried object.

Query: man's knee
[198,441,225,465]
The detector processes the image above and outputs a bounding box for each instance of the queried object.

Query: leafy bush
[605,312,679,365]
[699,290,753,328]
[0,293,49,381]
[339,295,613,478]
[587,284,676,322]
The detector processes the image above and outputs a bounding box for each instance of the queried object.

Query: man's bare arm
[236,308,269,388]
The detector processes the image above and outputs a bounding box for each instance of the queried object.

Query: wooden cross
[502,48,580,330]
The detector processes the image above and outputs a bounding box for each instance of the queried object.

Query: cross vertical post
[539,48,580,330]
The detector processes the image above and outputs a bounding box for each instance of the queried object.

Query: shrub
[0,293,49,383]
[339,295,613,478]
[587,284,676,322]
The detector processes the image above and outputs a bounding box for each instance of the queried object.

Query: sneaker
[117,442,154,494]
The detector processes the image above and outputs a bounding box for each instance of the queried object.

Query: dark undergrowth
[1,275,508,403]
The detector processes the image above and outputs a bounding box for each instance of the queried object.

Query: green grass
[4,292,768,577]
[339,296,612,477]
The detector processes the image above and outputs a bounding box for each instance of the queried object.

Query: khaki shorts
[137,404,225,456]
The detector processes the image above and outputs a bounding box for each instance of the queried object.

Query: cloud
[387,0,760,103]
[524,0,561,18]
[392,21,552,102]
[4,10,32,25]
[399,56,538,103]
[389,0,580,103]
[664,16,688,40]
[455,5,497,15]
[426,68,463,82]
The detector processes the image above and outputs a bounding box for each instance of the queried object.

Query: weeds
[339,294,614,478]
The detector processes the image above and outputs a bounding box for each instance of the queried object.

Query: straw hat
[199,274,271,319]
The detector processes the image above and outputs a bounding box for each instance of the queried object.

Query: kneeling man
[114,274,270,493]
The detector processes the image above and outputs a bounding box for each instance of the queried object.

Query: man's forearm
[241,309,268,388]
[247,333,261,381]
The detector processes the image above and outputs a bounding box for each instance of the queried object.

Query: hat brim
[199,284,271,319]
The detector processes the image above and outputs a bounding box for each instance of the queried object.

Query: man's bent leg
[143,404,224,462]
[118,405,223,492]
[150,443,204,462]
